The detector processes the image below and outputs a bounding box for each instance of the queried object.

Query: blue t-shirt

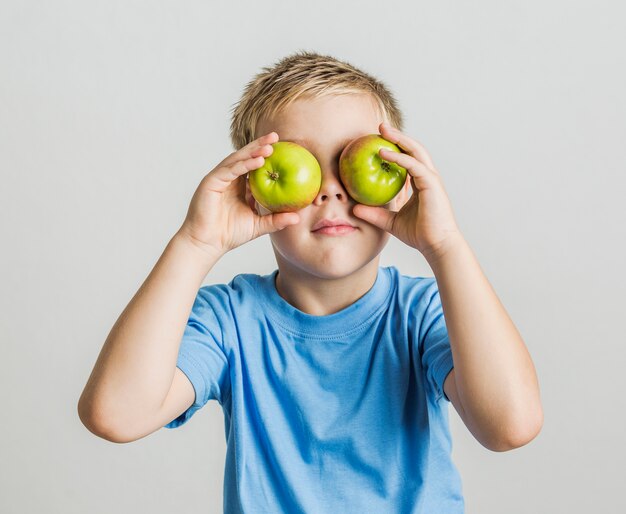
[164,265,464,513]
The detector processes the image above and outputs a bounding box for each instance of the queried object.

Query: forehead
[256,93,383,148]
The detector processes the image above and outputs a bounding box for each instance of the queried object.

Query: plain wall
[1,1,625,512]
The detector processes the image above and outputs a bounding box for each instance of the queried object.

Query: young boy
[78,51,543,513]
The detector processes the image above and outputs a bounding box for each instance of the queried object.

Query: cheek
[368,225,391,246]
[358,221,391,251]
[268,211,310,245]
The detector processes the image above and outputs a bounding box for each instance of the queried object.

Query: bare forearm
[428,235,543,446]
[78,230,222,432]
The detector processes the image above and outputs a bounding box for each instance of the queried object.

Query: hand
[352,122,464,263]
[177,132,300,257]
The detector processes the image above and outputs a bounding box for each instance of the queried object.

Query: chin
[272,242,384,281]
[310,262,368,280]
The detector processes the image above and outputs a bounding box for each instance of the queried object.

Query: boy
[78,51,543,513]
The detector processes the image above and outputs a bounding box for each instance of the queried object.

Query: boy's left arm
[353,122,544,452]
[428,233,543,452]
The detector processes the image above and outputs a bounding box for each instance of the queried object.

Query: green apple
[248,141,322,212]
[339,134,407,206]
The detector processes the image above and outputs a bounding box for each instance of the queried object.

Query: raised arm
[77,130,299,443]
[352,122,543,451]
[77,232,220,442]
[433,235,543,452]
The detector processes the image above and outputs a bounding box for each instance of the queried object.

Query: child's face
[250,93,410,280]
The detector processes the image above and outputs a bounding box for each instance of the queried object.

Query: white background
[1,1,624,512]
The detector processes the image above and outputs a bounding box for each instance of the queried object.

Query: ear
[244,178,273,216]
[244,177,260,215]
[392,175,412,211]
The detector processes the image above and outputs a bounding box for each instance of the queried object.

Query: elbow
[77,396,132,444]
[486,407,544,452]
[78,411,133,444]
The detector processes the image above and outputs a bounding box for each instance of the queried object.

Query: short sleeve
[164,286,231,429]
[419,281,455,403]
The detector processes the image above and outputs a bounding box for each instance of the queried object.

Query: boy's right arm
[77,131,300,443]
[77,232,220,443]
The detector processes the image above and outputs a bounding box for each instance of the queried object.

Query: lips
[311,218,356,232]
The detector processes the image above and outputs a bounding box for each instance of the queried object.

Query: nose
[312,168,351,205]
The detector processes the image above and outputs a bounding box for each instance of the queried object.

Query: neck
[274,258,380,316]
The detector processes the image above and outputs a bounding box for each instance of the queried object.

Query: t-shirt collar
[258,266,393,339]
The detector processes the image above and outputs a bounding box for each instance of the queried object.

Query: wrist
[172,229,225,266]
[423,231,468,270]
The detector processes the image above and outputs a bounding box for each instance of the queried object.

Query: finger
[379,122,438,173]
[256,211,301,235]
[379,148,435,192]
[218,131,279,169]
[205,155,266,192]
[352,204,396,233]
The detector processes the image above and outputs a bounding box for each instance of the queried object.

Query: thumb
[257,212,301,235]
[353,204,395,233]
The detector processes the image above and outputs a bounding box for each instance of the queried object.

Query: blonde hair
[229,50,405,150]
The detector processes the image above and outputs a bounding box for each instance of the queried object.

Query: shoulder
[197,272,261,296]
[385,265,440,308]
[194,271,268,312]
[384,267,445,338]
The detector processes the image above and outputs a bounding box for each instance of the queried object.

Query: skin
[77,91,540,451]
[250,93,412,317]
[247,93,543,452]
